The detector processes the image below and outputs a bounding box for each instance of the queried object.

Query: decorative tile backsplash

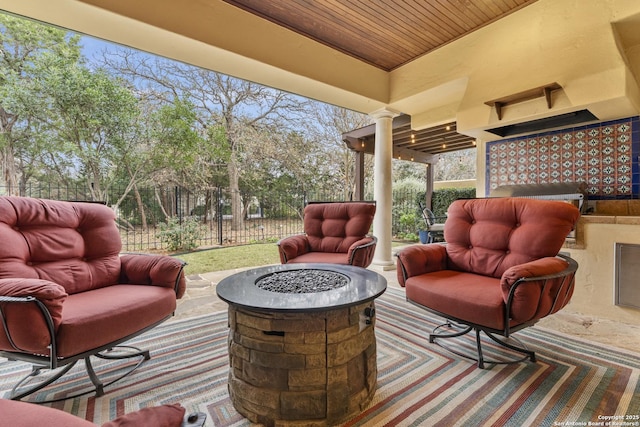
[486,116,640,199]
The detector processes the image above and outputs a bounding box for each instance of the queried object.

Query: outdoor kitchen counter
[564,214,640,250]
[559,214,640,325]
[579,214,640,225]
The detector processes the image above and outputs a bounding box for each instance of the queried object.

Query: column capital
[368,108,401,120]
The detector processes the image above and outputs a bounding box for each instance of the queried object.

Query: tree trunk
[1,145,19,196]
[204,190,212,225]
[0,108,20,196]
[228,159,243,231]
[133,183,148,231]
[155,187,170,220]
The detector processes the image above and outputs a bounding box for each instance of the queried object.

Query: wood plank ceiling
[222,0,538,160]
[222,0,537,71]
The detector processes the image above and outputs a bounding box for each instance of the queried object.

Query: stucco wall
[433,179,476,190]
[564,217,640,325]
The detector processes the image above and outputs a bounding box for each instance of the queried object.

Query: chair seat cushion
[405,270,506,331]
[285,252,350,265]
[56,285,177,358]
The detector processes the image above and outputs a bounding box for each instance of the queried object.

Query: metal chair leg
[484,330,536,363]
[7,345,151,403]
[7,361,78,401]
[475,328,485,369]
[429,322,535,369]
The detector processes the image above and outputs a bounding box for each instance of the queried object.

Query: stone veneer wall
[486,116,640,199]
[226,301,377,427]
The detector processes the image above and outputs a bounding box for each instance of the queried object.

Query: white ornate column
[370,108,399,268]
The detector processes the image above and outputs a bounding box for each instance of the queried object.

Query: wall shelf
[485,83,562,120]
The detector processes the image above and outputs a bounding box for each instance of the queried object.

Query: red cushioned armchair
[0,196,186,401]
[277,201,377,268]
[396,197,580,368]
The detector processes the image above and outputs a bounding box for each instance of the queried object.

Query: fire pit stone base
[227,300,377,426]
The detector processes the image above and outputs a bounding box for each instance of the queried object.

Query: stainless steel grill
[490,182,587,243]
[490,182,587,214]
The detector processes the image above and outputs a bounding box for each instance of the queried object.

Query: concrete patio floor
[176,262,640,354]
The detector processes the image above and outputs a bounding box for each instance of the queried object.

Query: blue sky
[79,35,122,59]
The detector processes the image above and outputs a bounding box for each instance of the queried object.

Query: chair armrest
[395,244,448,287]
[347,235,377,267]
[501,255,578,324]
[0,279,67,353]
[276,234,310,263]
[120,254,187,299]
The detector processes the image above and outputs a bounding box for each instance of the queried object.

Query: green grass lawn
[174,243,280,275]
[175,241,409,275]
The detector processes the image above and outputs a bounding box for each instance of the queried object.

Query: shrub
[157,216,205,251]
[400,232,419,242]
[399,212,425,232]
[416,187,476,217]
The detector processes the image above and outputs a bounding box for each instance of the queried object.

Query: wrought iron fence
[0,184,391,251]
[0,183,465,252]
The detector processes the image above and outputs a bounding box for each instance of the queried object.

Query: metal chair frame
[401,254,578,368]
[421,208,446,243]
[0,267,184,402]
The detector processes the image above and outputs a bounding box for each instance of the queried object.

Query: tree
[393,160,428,183]
[43,65,140,201]
[238,127,335,218]
[101,49,310,230]
[145,98,227,223]
[309,103,372,199]
[148,99,204,187]
[0,13,81,194]
[434,148,477,181]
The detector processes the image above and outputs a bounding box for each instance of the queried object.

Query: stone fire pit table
[216,263,387,427]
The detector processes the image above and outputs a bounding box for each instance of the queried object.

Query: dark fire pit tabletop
[216,263,387,312]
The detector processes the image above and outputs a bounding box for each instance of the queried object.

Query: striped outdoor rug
[1,287,639,427]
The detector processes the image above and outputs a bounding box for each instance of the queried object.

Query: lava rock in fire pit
[256,269,349,293]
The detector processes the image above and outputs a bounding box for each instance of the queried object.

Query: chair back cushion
[0,197,122,294]
[444,198,580,278]
[304,202,375,254]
